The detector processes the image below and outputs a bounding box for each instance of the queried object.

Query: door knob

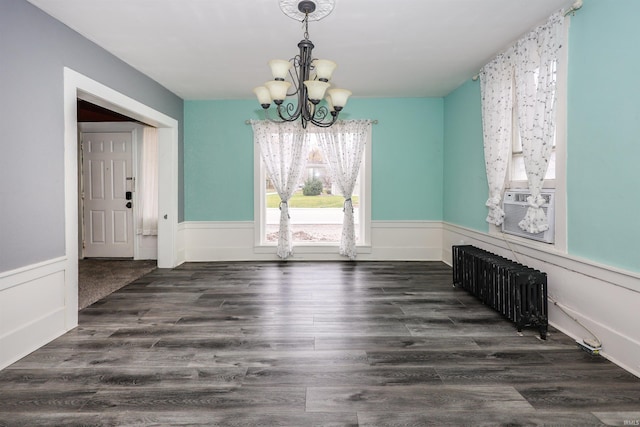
[126,202,132,209]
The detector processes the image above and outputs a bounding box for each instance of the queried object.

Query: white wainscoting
[182,220,443,262]
[443,222,640,378]
[176,222,187,265]
[136,235,158,261]
[0,257,71,370]
[364,221,442,261]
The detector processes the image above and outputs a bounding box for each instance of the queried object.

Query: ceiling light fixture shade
[304,80,330,103]
[268,60,292,80]
[253,0,350,128]
[312,59,337,81]
[253,86,272,107]
[264,80,291,102]
[327,88,352,109]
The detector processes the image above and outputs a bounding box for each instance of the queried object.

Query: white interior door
[82,132,134,258]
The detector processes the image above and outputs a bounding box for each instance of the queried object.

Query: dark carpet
[78,259,156,309]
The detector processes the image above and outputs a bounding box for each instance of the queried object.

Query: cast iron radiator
[452,245,548,339]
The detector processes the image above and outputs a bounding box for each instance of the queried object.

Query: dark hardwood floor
[1,261,639,426]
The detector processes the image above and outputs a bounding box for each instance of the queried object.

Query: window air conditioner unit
[502,189,555,244]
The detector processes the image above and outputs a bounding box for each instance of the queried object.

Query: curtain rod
[471,1,583,82]
[564,0,583,16]
[245,119,378,125]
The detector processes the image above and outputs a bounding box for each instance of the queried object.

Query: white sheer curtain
[140,127,158,236]
[316,120,370,260]
[514,12,564,233]
[480,52,514,226]
[251,120,308,259]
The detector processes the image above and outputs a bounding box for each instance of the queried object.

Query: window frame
[253,125,372,252]
[493,15,569,253]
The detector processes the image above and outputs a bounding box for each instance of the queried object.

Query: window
[254,127,371,249]
[509,122,557,188]
[482,10,568,251]
[509,63,558,189]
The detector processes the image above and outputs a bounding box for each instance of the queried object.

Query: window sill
[254,244,372,254]
[507,180,556,189]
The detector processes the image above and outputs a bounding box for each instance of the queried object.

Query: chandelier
[253,0,351,128]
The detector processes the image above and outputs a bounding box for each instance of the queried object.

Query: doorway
[77,105,158,309]
[64,68,179,326]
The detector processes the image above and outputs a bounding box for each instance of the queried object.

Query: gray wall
[0,0,184,273]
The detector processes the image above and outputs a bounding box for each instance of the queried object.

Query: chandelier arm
[263,107,285,124]
[310,119,337,128]
[275,102,300,123]
[299,100,314,129]
[311,104,328,122]
[309,107,339,128]
[286,57,301,97]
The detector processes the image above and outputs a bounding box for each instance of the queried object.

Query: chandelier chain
[302,12,310,40]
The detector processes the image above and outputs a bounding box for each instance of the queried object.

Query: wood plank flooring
[1,261,639,426]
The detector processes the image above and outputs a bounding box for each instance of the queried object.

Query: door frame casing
[64,68,179,326]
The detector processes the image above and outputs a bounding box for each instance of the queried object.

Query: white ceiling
[27,0,576,100]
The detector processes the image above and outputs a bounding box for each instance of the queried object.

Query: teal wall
[566,0,640,272]
[347,98,444,221]
[442,80,488,232]
[184,98,444,222]
[184,100,255,221]
[442,0,640,273]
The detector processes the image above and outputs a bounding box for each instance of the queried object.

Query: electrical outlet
[577,340,601,356]
[583,338,600,348]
